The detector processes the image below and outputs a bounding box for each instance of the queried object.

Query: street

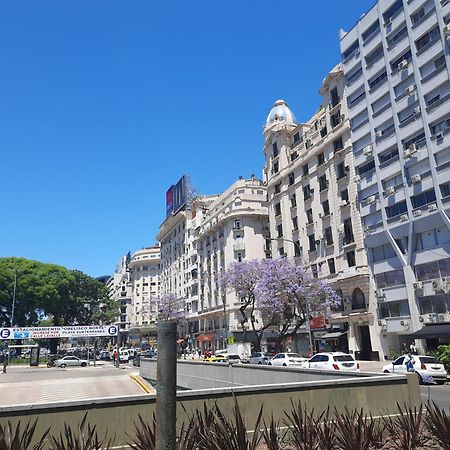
[0,363,146,406]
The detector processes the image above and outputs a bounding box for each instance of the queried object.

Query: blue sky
[0,0,375,277]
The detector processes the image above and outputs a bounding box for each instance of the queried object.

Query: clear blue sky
[0,0,375,277]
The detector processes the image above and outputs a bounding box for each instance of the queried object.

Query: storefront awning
[196,334,213,342]
[409,324,450,339]
[320,331,348,340]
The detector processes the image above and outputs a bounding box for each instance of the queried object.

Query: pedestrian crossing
[38,383,87,403]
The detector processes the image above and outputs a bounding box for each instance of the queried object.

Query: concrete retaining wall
[0,361,420,449]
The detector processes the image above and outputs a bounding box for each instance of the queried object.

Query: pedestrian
[405,352,415,372]
[113,349,118,364]
[409,342,418,355]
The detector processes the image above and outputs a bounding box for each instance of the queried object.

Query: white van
[119,349,131,363]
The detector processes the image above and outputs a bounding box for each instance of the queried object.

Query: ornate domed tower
[263,99,297,186]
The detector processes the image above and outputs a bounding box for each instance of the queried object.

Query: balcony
[233,239,245,252]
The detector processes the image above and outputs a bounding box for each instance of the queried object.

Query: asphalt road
[0,363,145,407]
[420,383,450,410]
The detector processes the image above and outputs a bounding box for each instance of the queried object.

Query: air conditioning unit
[411,174,422,184]
[363,145,373,156]
[367,195,376,204]
[400,214,409,221]
[444,25,450,37]
[413,281,423,291]
[413,106,421,115]
[403,148,411,158]
[364,226,372,235]
[319,212,324,218]
[398,60,408,70]
[385,186,395,196]
[435,132,444,140]
[375,130,383,138]
[375,289,385,299]
[409,143,418,153]
[406,85,416,96]
[433,280,445,292]
[428,203,438,212]
[355,175,361,183]
[413,209,422,217]
[437,314,447,323]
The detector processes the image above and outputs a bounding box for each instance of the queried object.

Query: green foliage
[435,344,450,373]
[0,257,116,328]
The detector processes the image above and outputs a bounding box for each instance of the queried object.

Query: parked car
[382,355,447,384]
[54,356,88,368]
[214,349,228,357]
[100,350,111,361]
[268,353,308,367]
[119,350,131,363]
[248,352,269,365]
[307,352,359,371]
[225,354,242,365]
[205,356,227,363]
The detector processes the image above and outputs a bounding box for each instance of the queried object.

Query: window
[379,147,399,164]
[365,44,384,67]
[411,7,425,24]
[273,161,279,174]
[331,111,342,128]
[328,258,336,274]
[415,27,439,52]
[380,302,408,319]
[351,287,365,309]
[386,201,408,218]
[318,152,325,166]
[411,189,436,208]
[358,160,376,176]
[320,127,328,138]
[342,40,359,60]
[290,194,297,208]
[303,164,309,176]
[274,202,281,216]
[291,151,298,162]
[347,250,356,267]
[391,50,412,71]
[234,219,242,229]
[341,189,349,203]
[383,0,403,22]
[279,247,285,257]
[344,218,354,244]
[375,269,405,288]
[236,252,243,262]
[294,240,301,257]
[371,243,397,262]
[306,208,313,224]
[362,20,380,42]
[292,216,298,230]
[324,227,333,246]
[347,67,363,85]
[430,118,450,136]
[272,142,278,157]
[435,55,445,70]
[277,224,283,237]
[336,162,346,179]
[293,132,301,142]
[288,172,295,186]
[319,175,328,192]
[322,200,330,216]
[308,234,316,251]
[333,137,344,152]
[330,87,340,107]
[418,294,450,315]
[369,71,387,90]
[387,26,408,48]
[415,258,450,281]
[440,182,450,198]
[303,185,313,200]
[274,183,281,194]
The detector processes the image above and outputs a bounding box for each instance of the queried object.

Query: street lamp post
[266,237,302,259]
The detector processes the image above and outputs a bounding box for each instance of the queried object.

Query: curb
[130,374,153,394]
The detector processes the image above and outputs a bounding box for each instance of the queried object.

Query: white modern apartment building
[157,177,269,351]
[340,0,450,355]
[262,65,384,360]
[107,245,161,335]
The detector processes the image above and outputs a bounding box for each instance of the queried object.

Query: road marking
[130,374,153,393]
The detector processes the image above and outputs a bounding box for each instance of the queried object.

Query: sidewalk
[358,360,387,373]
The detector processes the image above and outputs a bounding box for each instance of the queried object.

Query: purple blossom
[157,293,186,321]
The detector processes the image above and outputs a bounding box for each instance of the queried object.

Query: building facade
[340,0,450,355]
[262,66,383,360]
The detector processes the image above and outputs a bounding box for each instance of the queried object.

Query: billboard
[166,175,189,217]
[0,325,118,340]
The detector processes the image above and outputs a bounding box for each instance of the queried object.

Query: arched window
[352,288,366,310]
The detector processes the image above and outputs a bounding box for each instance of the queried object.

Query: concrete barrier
[0,360,420,449]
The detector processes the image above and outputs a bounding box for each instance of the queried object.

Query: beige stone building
[262,65,382,360]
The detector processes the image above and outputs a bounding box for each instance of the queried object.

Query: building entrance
[357,325,373,360]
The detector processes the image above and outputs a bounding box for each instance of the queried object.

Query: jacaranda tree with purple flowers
[219,259,341,352]
[157,293,186,322]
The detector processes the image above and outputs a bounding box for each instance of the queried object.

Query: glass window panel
[419,297,432,314]
[375,273,386,288]
[426,261,440,280]
[439,259,450,277]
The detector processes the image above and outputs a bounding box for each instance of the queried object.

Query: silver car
[55,356,88,368]
[248,352,269,365]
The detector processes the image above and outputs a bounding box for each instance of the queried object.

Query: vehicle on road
[382,355,448,384]
[54,356,88,368]
[225,354,242,365]
[307,352,359,371]
[100,350,111,361]
[268,353,307,367]
[119,350,131,363]
[214,349,228,356]
[205,356,227,363]
[248,352,269,365]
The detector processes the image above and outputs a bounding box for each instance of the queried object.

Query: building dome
[265,99,297,128]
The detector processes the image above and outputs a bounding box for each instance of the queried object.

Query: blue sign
[13,331,30,339]
[108,326,118,336]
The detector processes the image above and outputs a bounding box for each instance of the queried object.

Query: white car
[307,352,359,371]
[119,350,131,363]
[248,352,269,365]
[55,356,88,368]
[382,355,448,384]
[269,353,308,367]
[225,353,242,365]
